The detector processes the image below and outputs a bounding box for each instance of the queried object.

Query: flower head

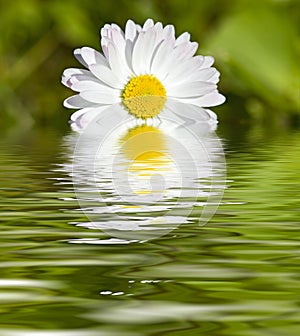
[62,19,225,126]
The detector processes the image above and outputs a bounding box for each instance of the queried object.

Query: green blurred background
[0,0,299,131]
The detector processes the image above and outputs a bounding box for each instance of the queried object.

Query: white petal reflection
[64,101,226,241]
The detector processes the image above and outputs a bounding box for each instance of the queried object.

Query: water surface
[0,124,299,336]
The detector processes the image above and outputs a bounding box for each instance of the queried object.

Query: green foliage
[0,0,299,127]
[206,0,300,121]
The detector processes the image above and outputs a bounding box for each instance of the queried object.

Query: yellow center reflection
[119,125,171,197]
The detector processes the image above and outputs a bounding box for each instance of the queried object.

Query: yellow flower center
[122,75,166,119]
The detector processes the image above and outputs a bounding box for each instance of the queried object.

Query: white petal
[163,58,201,86]
[150,38,175,77]
[101,24,124,41]
[94,103,131,128]
[164,58,219,88]
[175,32,190,46]
[205,109,218,121]
[131,28,157,74]
[180,91,226,107]
[80,47,108,67]
[70,107,98,122]
[172,67,219,85]
[111,28,126,51]
[74,48,88,67]
[185,42,198,58]
[61,76,69,87]
[153,41,197,80]
[125,39,134,72]
[194,68,219,82]
[103,24,111,31]
[70,73,101,84]
[160,103,188,125]
[79,106,108,127]
[190,55,216,71]
[62,75,73,87]
[111,23,122,33]
[131,31,146,74]
[125,19,138,41]
[89,64,124,89]
[165,99,212,122]
[66,76,85,88]
[70,106,109,131]
[70,122,83,132]
[80,89,121,104]
[64,95,94,109]
[62,68,90,87]
[200,56,214,69]
[200,92,226,107]
[136,24,142,33]
[168,81,216,98]
[152,23,165,49]
[208,71,220,84]
[71,103,131,132]
[154,22,163,33]
[143,19,154,31]
[62,68,88,79]
[101,26,109,38]
[163,25,175,41]
[100,32,110,58]
[173,41,198,61]
[106,41,131,82]
[71,80,119,93]
[144,29,159,73]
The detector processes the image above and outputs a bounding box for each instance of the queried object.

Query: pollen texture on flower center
[122,75,166,119]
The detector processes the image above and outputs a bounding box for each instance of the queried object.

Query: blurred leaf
[206,1,300,114]
[49,1,95,46]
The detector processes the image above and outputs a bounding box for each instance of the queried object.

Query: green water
[0,124,300,336]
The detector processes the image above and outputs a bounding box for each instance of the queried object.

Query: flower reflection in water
[63,101,226,242]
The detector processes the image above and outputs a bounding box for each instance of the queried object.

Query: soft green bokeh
[0,0,299,128]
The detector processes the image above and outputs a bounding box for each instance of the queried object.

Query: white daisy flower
[63,104,225,240]
[62,18,225,125]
